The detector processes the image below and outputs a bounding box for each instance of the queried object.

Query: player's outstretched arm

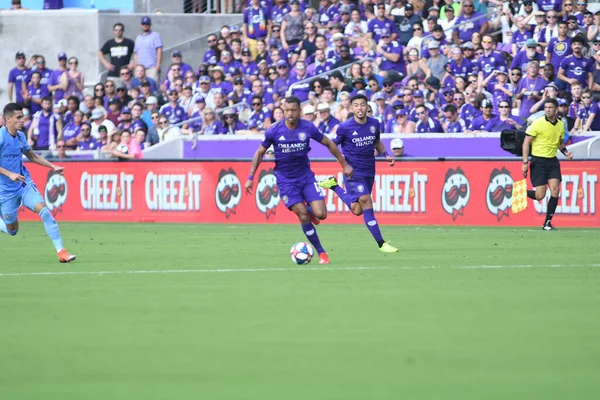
[23,149,64,174]
[245,145,268,195]
[374,139,395,166]
[320,135,353,178]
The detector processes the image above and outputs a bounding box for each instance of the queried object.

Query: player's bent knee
[315,210,327,220]
[535,193,546,201]
[351,204,363,216]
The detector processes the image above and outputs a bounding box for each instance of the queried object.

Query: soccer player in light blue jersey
[319,94,398,253]
[0,103,76,263]
[245,96,353,264]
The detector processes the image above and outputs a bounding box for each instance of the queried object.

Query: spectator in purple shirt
[511,16,533,56]
[160,89,187,124]
[8,51,29,105]
[133,16,163,82]
[77,121,101,151]
[545,21,571,71]
[376,29,404,76]
[273,60,297,101]
[24,56,53,96]
[477,35,507,91]
[453,0,488,44]
[217,109,247,134]
[557,35,593,91]
[316,103,340,134]
[484,100,525,131]
[170,50,193,77]
[415,104,443,133]
[243,0,270,58]
[510,38,545,73]
[203,34,219,64]
[44,0,63,9]
[515,60,547,119]
[23,71,49,115]
[442,104,467,133]
[368,1,398,42]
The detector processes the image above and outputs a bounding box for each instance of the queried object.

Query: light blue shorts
[0,183,44,224]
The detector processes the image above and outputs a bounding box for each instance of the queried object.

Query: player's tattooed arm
[374,138,395,166]
[320,136,353,178]
[245,145,268,194]
[23,149,64,174]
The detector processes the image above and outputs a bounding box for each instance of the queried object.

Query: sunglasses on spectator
[69,61,78,65]
[225,116,234,119]
[152,115,159,119]
[475,51,484,56]
[121,71,130,75]
[499,105,509,108]
[469,79,477,83]
[454,97,464,101]
[106,83,114,87]
[583,95,592,99]
[413,27,422,31]
[511,72,522,76]
[417,111,426,115]
[594,41,600,45]
[37,60,45,64]
[252,102,262,106]
[81,128,90,132]
[95,88,104,91]
[314,84,322,88]
[56,145,65,148]
[208,39,216,43]
[272,28,280,32]
[159,120,168,124]
[482,39,492,43]
[464,4,473,7]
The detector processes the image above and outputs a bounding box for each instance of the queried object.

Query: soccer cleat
[318,252,330,264]
[542,222,557,231]
[379,242,399,253]
[310,214,321,226]
[318,176,338,190]
[58,249,76,263]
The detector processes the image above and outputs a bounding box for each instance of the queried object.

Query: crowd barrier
[20,160,599,227]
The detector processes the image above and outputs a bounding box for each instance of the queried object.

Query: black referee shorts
[530,156,562,187]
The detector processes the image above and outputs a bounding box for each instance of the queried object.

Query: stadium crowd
[4,0,600,157]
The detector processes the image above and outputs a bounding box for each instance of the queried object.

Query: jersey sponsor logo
[81,172,135,211]
[44,170,68,216]
[486,167,513,221]
[441,167,470,220]
[215,168,241,218]
[255,169,280,219]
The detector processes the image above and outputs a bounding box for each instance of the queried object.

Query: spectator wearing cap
[511,37,546,72]
[24,55,53,96]
[133,16,163,81]
[558,35,593,91]
[46,52,68,102]
[393,3,423,46]
[217,108,247,134]
[422,25,450,59]
[106,98,122,126]
[468,98,496,131]
[160,89,186,125]
[240,47,259,82]
[209,66,234,95]
[86,107,114,140]
[217,49,242,78]
[99,23,135,83]
[393,108,417,134]
[8,51,30,105]
[182,98,205,135]
[288,63,311,102]
[316,103,340,135]
[390,138,405,157]
[371,91,391,122]
[195,75,214,107]
[409,90,439,122]
[441,104,467,133]
[415,104,443,133]
[566,15,581,36]
[170,50,192,77]
[242,0,270,59]
[228,77,252,106]
[302,104,317,124]
[445,45,474,82]
[453,1,488,44]
[272,60,297,101]
[115,82,134,107]
[575,0,590,25]
[375,29,405,77]
[425,41,448,81]
[483,99,524,131]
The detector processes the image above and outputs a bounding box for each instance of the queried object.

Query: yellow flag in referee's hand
[512,179,528,214]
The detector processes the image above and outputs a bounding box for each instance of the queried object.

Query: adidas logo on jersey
[279,135,286,141]
[352,131,358,135]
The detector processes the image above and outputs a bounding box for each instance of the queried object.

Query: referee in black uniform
[522,99,573,230]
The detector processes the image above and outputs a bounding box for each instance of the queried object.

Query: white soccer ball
[290,242,314,265]
[117,143,129,154]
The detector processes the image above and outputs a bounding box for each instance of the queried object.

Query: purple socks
[301,223,325,254]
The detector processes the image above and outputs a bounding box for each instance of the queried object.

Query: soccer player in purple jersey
[244,96,353,265]
[318,94,398,253]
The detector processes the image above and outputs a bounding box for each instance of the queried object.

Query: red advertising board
[20,160,599,227]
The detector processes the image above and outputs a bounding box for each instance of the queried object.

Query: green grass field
[1,222,600,400]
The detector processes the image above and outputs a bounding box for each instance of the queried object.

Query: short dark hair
[285,96,301,106]
[67,95,80,105]
[350,93,368,104]
[545,98,559,108]
[415,104,427,112]
[114,22,124,31]
[322,86,334,95]
[41,96,52,104]
[252,95,263,103]
[30,71,41,79]
[558,20,568,27]
[571,35,585,45]
[444,104,458,114]
[3,103,23,118]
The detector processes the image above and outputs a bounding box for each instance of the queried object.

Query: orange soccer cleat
[318,252,330,265]
[311,214,321,226]
[58,249,77,263]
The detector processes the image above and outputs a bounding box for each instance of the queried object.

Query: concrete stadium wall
[0,9,241,105]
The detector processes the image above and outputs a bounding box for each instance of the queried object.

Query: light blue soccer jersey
[0,126,33,201]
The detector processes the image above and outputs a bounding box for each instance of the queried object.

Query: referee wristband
[560,148,568,155]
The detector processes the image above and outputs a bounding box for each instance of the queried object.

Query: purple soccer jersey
[241,62,259,77]
[248,107,272,129]
[510,51,546,72]
[516,76,548,119]
[261,119,325,207]
[538,0,562,12]
[48,69,66,101]
[159,104,186,124]
[318,116,340,135]
[416,117,443,133]
[62,122,80,142]
[455,12,485,43]
[333,116,380,179]
[8,67,30,104]
[511,30,533,51]
[379,41,404,72]
[27,84,50,114]
[547,37,572,71]
[448,58,474,78]
[478,50,507,90]
[559,54,593,89]
[34,112,54,148]
[446,119,467,133]
[368,17,398,42]
[77,138,101,150]
[577,102,600,130]
[269,4,290,26]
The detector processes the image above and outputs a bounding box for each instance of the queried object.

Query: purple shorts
[346,177,375,203]
[279,174,325,208]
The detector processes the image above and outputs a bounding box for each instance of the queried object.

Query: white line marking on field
[1,264,600,278]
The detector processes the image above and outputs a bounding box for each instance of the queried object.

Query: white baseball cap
[391,138,404,149]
